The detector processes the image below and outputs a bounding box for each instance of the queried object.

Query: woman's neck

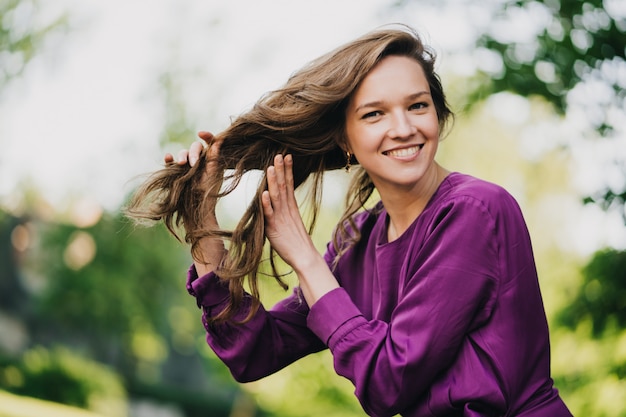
[381,163,449,242]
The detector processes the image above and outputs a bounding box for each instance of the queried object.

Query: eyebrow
[353,91,431,113]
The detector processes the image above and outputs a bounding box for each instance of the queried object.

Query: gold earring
[345,151,352,173]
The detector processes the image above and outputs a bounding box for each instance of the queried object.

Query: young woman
[127,25,572,416]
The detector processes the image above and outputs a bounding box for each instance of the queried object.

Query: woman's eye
[410,102,427,110]
[362,111,382,119]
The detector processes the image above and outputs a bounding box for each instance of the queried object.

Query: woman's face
[345,55,440,193]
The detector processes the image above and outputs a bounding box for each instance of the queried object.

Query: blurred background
[1,0,625,416]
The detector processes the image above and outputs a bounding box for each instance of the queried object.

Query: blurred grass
[0,390,107,417]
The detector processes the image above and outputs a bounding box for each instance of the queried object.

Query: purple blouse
[187,173,572,417]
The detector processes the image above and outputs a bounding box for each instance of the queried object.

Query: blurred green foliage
[474,0,624,121]
[30,212,190,373]
[0,206,254,416]
[0,389,110,417]
[550,249,626,416]
[470,0,626,220]
[0,0,67,90]
[558,248,626,338]
[0,346,126,416]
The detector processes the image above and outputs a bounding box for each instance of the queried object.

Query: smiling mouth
[383,144,424,157]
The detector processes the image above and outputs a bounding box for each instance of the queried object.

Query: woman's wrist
[193,231,226,276]
[293,252,340,306]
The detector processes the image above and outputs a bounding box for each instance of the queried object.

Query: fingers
[164,149,190,166]
[262,154,311,267]
[263,154,297,217]
[206,137,222,161]
[162,131,218,167]
[164,139,211,167]
[283,154,295,201]
[189,141,204,167]
[263,158,279,222]
[181,149,191,165]
[269,155,286,206]
[261,190,274,218]
[193,131,214,167]
[197,131,214,144]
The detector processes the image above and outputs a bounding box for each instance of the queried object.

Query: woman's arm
[188,265,327,381]
[169,132,226,276]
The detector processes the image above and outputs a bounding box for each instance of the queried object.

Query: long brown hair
[125,24,453,323]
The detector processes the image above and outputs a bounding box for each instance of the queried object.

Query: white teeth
[386,145,422,157]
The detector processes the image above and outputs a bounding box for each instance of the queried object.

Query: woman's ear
[338,141,352,155]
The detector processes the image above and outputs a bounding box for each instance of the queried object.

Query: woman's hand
[262,154,339,306]
[262,154,317,270]
[164,131,214,168]
[165,131,222,207]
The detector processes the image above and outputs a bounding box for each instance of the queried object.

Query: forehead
[350,55,429,102]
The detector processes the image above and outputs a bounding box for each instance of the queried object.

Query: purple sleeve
[186,265,326,382]
[307,196,502,416]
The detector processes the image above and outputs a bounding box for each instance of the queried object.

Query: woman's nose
[388,112,415,139]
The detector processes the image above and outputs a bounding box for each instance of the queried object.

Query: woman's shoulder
[442,173,516,204]
[444,172,508,195]
[435,172,523,218]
